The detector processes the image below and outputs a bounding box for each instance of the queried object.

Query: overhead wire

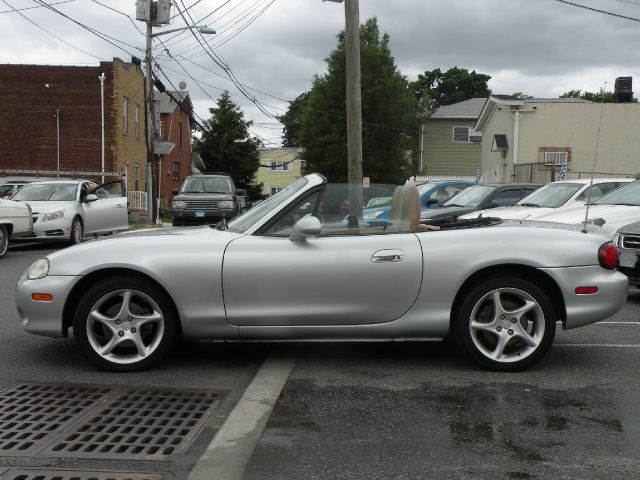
[553,0,640,22]
[0,0,73,14]
[90,0,145,36]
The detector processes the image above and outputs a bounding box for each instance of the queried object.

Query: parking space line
[187,345,300,480]
[597,321,640,325]
[554,344,640,347]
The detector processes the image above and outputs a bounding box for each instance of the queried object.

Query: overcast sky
[2,0,640,144]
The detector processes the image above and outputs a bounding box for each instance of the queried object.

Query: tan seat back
[388,181,420,233]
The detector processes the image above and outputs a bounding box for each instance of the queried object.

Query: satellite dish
[178,81,187,90]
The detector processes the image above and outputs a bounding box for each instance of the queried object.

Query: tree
[412,67,491,115]
[287,17,415,184]
[559,88,637,103]
[511,92,533,99]
[194,91,263,198]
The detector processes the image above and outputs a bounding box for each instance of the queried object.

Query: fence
[128,191,147,211]
[414,175,481,183]
[513,163,635,184]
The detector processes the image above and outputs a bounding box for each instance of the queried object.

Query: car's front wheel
[454,276,556,372]
[69,216,83,245]
[0,225,8,258]
[73,276,177,371]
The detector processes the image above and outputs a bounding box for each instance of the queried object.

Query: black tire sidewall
[454,276,556,372]
[0,225,7,257]
[73,276,177,372]
[69,217,83,246]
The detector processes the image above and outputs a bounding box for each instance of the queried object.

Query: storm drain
[0,468,162,480]
[0,383,223,461]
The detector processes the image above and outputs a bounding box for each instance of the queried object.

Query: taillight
[598,242,619,270]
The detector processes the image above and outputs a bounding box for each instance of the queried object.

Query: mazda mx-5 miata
[16,174,628,372]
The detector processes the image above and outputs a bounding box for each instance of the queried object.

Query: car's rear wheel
[0,225,8,258]
[454,276,556,372]
[69,217,83,245]
[73,276,177,371]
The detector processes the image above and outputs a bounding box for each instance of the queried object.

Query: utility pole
[144,0,155,224]
[54,108,61,177]
[98,73,106,184]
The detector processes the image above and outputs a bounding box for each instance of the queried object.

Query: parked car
[10,179,128,245]
[171,173,239,226]
[0,198,32,257]
[614,220,640,286]
[0,178,35,198]
[420,183,541,222]
[461,178,633,221]
[533,179,640,237]
[363,179,474,225]
[16,174,628,373]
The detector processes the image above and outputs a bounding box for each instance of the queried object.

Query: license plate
[619,251,638,268]
[194,211,206,218]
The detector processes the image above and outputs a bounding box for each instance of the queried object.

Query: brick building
[0,58,147,190]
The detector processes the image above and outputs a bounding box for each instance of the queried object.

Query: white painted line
[596,321,640,325]
[554,344,640,347]
[188,346,300,480]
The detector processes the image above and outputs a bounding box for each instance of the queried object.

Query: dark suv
[171,173,238,226]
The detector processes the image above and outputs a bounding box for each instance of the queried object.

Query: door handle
[371,249,404,263]
[115,203,124,208]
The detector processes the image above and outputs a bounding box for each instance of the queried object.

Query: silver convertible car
[16,174,628,372]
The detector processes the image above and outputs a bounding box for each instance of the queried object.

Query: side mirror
[290,216,321,242]
[85,193,98,203]
[172,188,179,195]
[426,198,438,206]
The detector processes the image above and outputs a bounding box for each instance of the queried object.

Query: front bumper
[171,209,235,225]
[13,217,71,241]
[16,274,80,337]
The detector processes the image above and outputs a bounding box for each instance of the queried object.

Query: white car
[532,179,640,237]
[460,178,632,221]
[0,198,32,257]
[10,179,129,244]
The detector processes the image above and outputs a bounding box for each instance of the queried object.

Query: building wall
[112,59,147,192]
[255,148,302,195]
[422,119,481,176]
[157,105,192,210]
[481,102,640,183]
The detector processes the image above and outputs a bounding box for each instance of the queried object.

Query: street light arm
[151,24,216,37]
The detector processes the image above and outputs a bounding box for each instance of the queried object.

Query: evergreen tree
[194,91,263,198]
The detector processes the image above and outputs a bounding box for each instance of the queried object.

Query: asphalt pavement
[1,241,639,480]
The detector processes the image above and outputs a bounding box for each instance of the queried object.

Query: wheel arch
[0,222,14,236]
[450,264,566,333]
[62,267,183,337]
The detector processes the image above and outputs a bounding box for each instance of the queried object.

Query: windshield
[11,183,77,202]
[227,177,309,233]
[181,176,232,194]
[444,185,494,207]
[594,180,640,206]
[516,182,583,208]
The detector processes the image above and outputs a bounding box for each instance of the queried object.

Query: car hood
[421,205,477,220]
[19,200,76,214]
[0,198,30,213]
[460,206,558,220]
[173,193,234,201]
[44,225,244,276]
[533,204,640,236]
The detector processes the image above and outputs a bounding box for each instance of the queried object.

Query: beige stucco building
[255,148,302,196]
[475,96,640,183]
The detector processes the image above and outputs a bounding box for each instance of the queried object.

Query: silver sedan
[15,174,629,372]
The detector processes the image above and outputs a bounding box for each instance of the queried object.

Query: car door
[82,180,128,234]
[222,186,423,327]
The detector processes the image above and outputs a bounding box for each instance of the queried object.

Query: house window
[544,151,568,166]
[134,164,139,191]
[270,161,289,171]
[270,187,283,195]
[172,162,180,181]
[134,105,140,138]
[452,126,470,143]
[122,97,129,134]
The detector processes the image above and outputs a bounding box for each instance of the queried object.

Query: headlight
[172,200,186,209]
[219,201,234,209]
[363,209,385,220]
[26,258,49,280]
[42,210,64,222]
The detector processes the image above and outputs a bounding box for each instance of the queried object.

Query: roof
[431,98,487,119]
[155,90,192,115]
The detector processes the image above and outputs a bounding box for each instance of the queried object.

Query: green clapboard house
[420,98,487,176]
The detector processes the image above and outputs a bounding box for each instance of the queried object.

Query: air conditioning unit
[469,131,482,143]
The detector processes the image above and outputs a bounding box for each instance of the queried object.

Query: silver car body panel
[15,174,629,342]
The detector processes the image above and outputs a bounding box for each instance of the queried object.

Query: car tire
[0,225,8,258]
[454,276,556,372]
[73,276,178,372]
[69,216,83,246]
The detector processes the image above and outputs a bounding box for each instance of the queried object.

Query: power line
[553,0,640,22]
[90,0,145,36]
[0,0,73,14]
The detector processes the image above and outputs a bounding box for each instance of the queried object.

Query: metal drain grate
[0,384,110,456]
[0,468,163,480]
[0,383,222,461]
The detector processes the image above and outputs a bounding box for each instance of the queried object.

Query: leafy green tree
[279,92,310,148]
[511,92,533,99]
[412,67,491,115]
[291,17,415,184]
[194,91,263,198]
[559,88,637,103]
